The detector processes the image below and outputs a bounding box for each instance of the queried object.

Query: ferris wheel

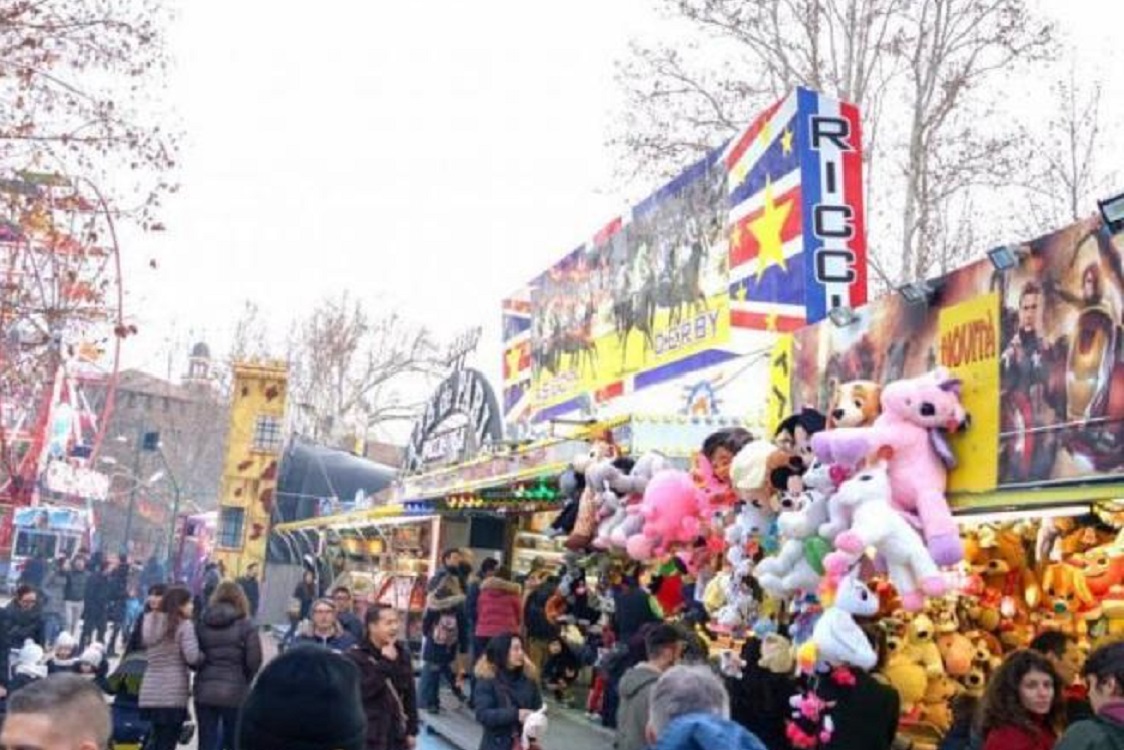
[0,169,125,508]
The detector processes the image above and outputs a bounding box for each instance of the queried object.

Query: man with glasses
[332,586,364,641]
[6,584,46,647]
[293,598,357,653]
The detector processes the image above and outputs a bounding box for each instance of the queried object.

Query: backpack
[432,612,459,647]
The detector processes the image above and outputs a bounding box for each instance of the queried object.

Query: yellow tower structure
[213,360,288,577]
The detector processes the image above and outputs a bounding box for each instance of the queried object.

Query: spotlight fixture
[827,306,858,327]
[897,281,932,305]
[1099,191,1124,233]
[987,245,1021,272]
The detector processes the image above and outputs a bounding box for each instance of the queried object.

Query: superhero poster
[791,214,1124,492]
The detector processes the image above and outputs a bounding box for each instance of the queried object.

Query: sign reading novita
[404,367,504,473]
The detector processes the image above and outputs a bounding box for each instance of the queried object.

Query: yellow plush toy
[907,614,945,678]
[920,674,961,731]
[881,646,928,716]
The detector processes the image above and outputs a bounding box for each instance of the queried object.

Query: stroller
[107,650,195,750]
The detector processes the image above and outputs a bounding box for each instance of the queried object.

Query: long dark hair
[160,586,193,641]
[484,633,523,675]
[978,649,1064,738]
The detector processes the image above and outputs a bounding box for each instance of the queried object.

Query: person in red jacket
[979,649,1065,750]
[473,567,522,661]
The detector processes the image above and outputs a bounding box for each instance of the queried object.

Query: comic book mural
[792,214,1124,493]
[503,87,868,424]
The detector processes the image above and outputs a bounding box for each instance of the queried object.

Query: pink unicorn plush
[810,368,970,566]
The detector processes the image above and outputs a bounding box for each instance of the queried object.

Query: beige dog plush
[827,380,882,428]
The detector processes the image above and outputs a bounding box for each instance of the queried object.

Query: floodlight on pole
[897,281,933,306]
[987,245,1021,272]
[1099,191,1124,233]
[828,306,858,327]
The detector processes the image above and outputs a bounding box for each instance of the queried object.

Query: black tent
[267,437,397,564]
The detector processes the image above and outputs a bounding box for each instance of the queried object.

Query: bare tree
[1014,69,1118,236]
[287,293,441,445]
[0,0,179,225]
[613,0,1055,284]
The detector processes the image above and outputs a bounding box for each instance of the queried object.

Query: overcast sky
[119,0,1123,394]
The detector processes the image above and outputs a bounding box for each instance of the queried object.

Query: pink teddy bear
[811,368,970,566]
[624,470,703,561]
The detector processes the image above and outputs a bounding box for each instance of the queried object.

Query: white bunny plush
[821,462,946,612]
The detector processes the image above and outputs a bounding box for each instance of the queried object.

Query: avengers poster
[995,217,1124,485]
[792,213,1124,492]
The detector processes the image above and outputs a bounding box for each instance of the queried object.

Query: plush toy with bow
[812,368,970,566]
[819,461,946,611]
[603,452,671,549]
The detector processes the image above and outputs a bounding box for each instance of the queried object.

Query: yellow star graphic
[750,179,793,282]
[733,282,748,301]
[781,128,794,155]
[765,311,779,331]
[505,346,523,379]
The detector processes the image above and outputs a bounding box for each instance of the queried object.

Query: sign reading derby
[404,368,503,473]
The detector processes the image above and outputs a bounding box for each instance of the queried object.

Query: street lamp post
[157,447,182,574]
[122,428,159,555]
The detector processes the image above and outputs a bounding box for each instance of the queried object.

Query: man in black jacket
[237,563,261,620]
[5,585,46,646]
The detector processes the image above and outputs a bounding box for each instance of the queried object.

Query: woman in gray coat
[139,585,202,750]
[195,580,262,750]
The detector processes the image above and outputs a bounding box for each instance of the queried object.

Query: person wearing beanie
[236,645,367,750]
[346,604,418,750]
[47,631,80,674]
[9,639,48,694]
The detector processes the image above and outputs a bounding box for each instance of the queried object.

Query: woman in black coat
[474,633,543,750]
[195,581,263,750]
[105,554,129,657]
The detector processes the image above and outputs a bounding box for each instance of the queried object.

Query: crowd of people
[10,544,1124,750]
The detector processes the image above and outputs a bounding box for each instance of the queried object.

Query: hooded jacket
[1056,700,1124,750]
[63,566,89,602]
[615,663,662,750]
[422,585,467,664]
[474,658,543,750]
[475,577,522,639]
[652,713,768,750]
[195,602,262,708]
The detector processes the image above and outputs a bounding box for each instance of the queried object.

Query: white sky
[119,0,1124,397]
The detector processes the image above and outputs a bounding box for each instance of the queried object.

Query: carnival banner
[793,214,1124,493]
[766,333,794,435]
[503,87,868,424]
[938,292,1000,492]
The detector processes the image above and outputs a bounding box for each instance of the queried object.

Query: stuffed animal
[624,470,703,561]
[774,408,828,469]
[605,453,670,550]
[820,462,945,611]
[1073,542,1124,598]
[937,631,974,677]
[760,633,796,674]
[726,501,775,567]
[964,528,1041,610]
[920,674,961,731]
[882,648,928,715]
[906,613,945,678]
[731,440,804,514]
[812,368,970,566]
[827,380,882,428]
[1040,563,1099,637]
[754,461,837,598]
[798,571,879,671]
